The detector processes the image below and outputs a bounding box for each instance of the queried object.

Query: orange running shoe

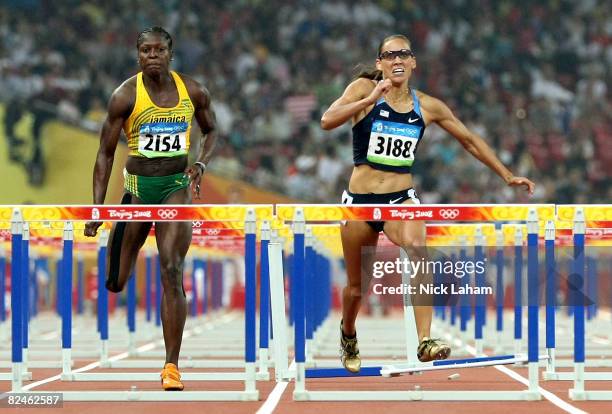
[160,363,184,391]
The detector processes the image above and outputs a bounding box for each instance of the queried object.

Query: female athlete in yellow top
[84,27,217,390]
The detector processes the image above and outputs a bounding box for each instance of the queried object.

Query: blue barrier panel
[127,271,136,333]
[545,235,555,349]
[293,233,305,363]
[11,225,23,363]
[260,238,270,349]
[514,243,523,341]
[496,246,504,333]
[573,232,585,363]
[21,235,29,351]
[527,231,539,363]
[245,232,257,363]
[62,237,73,349]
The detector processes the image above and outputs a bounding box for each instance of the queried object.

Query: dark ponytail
[354,34,412,81]
[355,65,383,81]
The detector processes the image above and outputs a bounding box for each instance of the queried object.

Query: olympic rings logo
[193,221,203,228]
[205,229,221,236]
[158,209,179,220]
[439,209,460,220]
[373,208,382,220]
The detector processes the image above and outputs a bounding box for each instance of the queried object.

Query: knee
[400,234,426,250]
[105,271,126,293]
[344,285,363,301]
[161,261,184,292]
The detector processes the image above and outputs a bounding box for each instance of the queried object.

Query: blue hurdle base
[306,355,536,379]
[306,367,383,378]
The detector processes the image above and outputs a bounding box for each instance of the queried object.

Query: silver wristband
[194,161,207,174]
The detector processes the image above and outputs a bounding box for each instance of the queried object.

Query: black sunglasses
[378,49,415,61]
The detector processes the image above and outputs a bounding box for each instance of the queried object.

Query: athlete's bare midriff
[126,154,187,177]
[348,164,414,194]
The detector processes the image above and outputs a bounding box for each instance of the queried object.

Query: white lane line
[20,340,164,391]
[256,360,295,414]
[18,314,237,391]
[495,364,587,414]
[461,341,587,414]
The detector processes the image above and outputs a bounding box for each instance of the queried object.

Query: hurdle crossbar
[2,205,268,401]
[272,204,550,401]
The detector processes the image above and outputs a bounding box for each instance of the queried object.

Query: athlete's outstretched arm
[185,79,217,199]
[321,78,391,130]
[84,86,133,236]
[424,95,535,195]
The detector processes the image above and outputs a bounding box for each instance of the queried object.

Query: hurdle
[447,223,528,359]
[277,222,538,367]
[2,208,256,392]
[540,206,612,375]
[1,223,165,369]
[309,224,496,363]
[0,219,33,380]
[0,226,139,368]
[381,219,554,378]
[2,204,270,401]
[63,210,260,386]
[99,230,263,370]
[272,204,555,401]
[560,206,612,400]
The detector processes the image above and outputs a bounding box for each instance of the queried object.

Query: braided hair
[137,26,173,50]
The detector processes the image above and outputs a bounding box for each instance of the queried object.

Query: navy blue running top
[352,88,426,173]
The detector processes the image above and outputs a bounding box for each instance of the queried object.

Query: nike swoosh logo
[389,197,403,204]
[408,117,419,123]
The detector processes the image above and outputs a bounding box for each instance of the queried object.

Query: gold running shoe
[417,337,451,362]
[160,362,184,391]
[340,321,361,373]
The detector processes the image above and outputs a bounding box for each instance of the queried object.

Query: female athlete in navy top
[321,34,535,373]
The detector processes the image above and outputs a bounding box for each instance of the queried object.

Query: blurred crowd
[0,0,610,202]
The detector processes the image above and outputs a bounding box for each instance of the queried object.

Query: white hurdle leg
[20,222,32,381]
[12,362,22,392]
[569,208,587,400]
[543,220,558,380]
[268,236,291,381]
[400,248,419,365]
[292,208,306,398]
[570,362,585,399]
[97,230,110,367]
[257,221,271,380]
[526,209,540,399]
